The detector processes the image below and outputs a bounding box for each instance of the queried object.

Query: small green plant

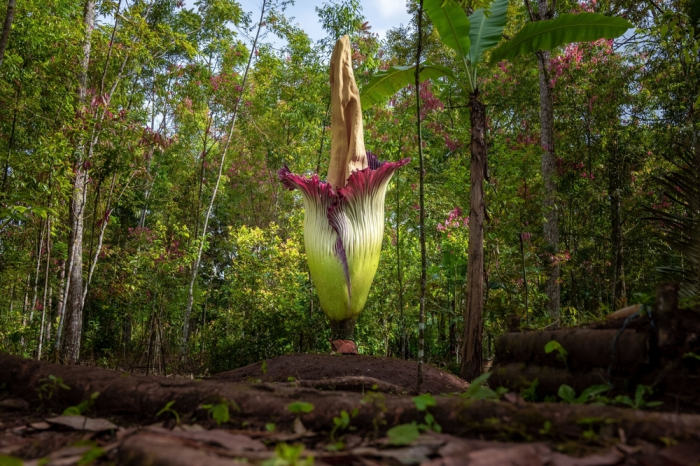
[63,392,100,416]
[266,422,276,432]
[538,420,552,435]
[557,384,609,404]
[287,401,314,415]
[156,401,180,424]
[261,360,268,375]
[545,340,569,367]
[75,441,106,466]
[37,375,70,401]
[521,378,539,402]
[202,400,237,426]
[461,373,506,401]
[262,443,313,466]
[329,408,359,447]
[387,422,421,445]
[386,393,445,446]
[412,394,442,433]
[576,417,603,441]
[614,385,663,409]
[683,352,700,361]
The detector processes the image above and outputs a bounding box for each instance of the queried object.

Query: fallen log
[494,329,649,374]
[2,353,700,445]
[491,284,700,406]
[490,363,621,395]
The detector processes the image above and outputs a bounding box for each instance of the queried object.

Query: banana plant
[360,0,631,379]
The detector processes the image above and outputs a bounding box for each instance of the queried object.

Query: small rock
[0,398,30,410]
[29,421,51,430]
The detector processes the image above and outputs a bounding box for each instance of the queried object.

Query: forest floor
[2,352,700,465]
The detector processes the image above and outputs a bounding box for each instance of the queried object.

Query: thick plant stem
[461,92,486,381]
[182,0,267,351]
[415,0,426,393]
[330,318,356,341]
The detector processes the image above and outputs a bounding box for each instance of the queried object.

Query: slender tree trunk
[29,222,46,323]
[20,275,29,350]
[53,260,65,350]
[414,0,426,393]
[461,91,486,381]
[535,0,560,321]
[38,215,52,359]
[182,0,266,350]
[60,0,96,364]
[609,142,625,306]
[0,0,16,67]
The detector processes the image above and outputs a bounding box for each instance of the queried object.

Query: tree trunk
[29,222,46,323]
[461,91,486,381]
[0,0,16,67]
[537,49,560,321]
[60,0,96,364]
[609,142,625,306]
[38,215,52,360]
[535,0,560,322]
[414,0,426,393]
[54,260,65,348]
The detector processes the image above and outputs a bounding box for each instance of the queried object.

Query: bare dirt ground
[210,353,469,395]
[2,352,700,465]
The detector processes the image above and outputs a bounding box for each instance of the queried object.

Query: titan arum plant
[279,36,409,348]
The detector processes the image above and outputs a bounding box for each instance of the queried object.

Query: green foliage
[423,0,471,62]
[462,373,503,401]
[287,401,314,414]
[521,378,539,402]
[544,340,569,367]
[411,393,437,410]
[156,401,180,424]
[557,384,609,404]
[37,376,70,401]
[387,422,421,445]
[0,455,23,466]
[468,0,510,66]
[77,446,106,465]
[63,391,100,416]
[331,408,358,442]
[262,443,313,466]
[614,385,663,409]
[202,400,240,425]
[360,64,458,110]
[489,13,633,64]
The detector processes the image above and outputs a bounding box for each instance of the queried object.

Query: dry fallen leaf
[45,415,118,432]
[144,425,266,452]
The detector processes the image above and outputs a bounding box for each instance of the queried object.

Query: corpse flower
[278,35,409,344]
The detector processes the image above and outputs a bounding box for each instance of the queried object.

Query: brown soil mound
[211,353,468,395]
